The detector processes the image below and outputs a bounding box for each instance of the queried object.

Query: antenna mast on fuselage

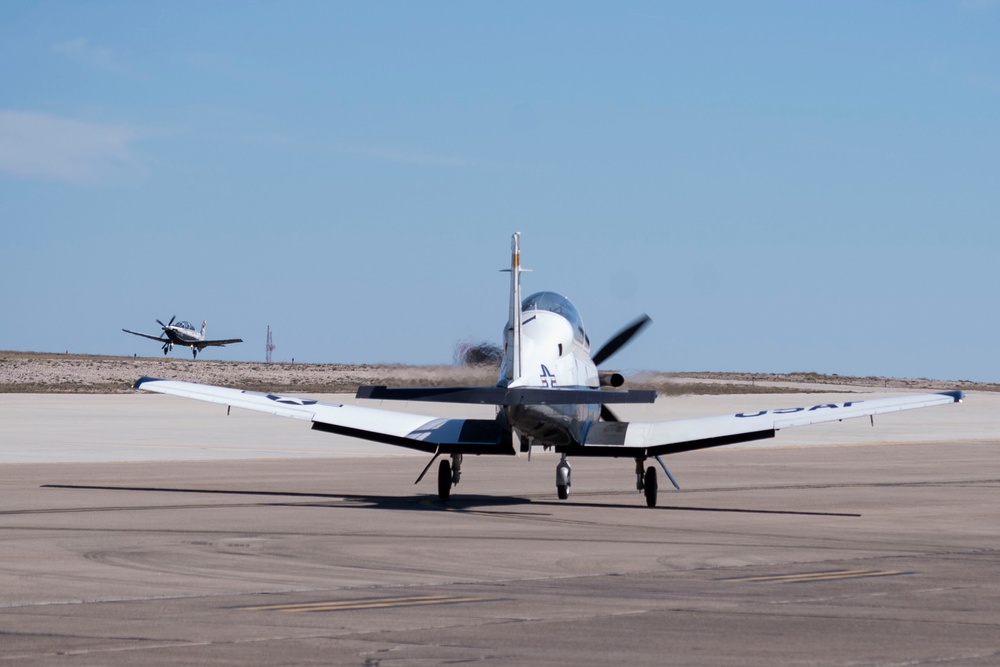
[502,232,527,383]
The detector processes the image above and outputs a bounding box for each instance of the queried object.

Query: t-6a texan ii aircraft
[123,316,243,358]
[133,234,963,506]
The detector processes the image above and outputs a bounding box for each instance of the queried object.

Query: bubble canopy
[173,321,195,331]
[521,291,588,345]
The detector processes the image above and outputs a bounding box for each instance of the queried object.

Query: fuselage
[500,291,602,447]
[163,321,204,346]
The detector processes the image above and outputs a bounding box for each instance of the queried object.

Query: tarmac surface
[1,390,998,665]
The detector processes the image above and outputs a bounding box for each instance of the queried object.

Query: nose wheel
[556,455,571,499]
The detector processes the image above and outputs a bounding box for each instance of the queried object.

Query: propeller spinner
[155,315,176,354]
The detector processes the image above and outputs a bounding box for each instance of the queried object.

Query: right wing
[122,329,166,343]
[579,391,964,457]
[133,377,514,455]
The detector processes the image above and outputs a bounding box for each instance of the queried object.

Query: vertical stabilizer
[200,320,207,338]
[502,232,527,384]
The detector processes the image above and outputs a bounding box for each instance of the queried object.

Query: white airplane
[133,233,963,506]
[123,316,243,358]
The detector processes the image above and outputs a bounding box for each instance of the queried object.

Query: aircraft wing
[194,338,243,348]
[579,391,964,457]
[132,377,513,455]
[122,329,166,342]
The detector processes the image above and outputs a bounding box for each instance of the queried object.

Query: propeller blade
[592,314,652,367]
[156,319,165,327]
[168,315,176,326]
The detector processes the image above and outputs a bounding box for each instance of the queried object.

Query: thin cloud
[0,110,140,183]
[52,38,122,73]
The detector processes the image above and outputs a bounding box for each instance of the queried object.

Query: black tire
[437,459,451,501]
[644,466,658,507]
[557,484,569,500]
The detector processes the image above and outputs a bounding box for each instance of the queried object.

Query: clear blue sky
[1,1,997,381]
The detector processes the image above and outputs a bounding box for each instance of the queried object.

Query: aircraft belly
[505,402,600,447]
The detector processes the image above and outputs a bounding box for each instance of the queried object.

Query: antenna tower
[266,325,276,362]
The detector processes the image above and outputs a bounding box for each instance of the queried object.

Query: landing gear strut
[556,454,571,499]
[437,454,462,501]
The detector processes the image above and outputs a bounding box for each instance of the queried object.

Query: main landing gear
[636,457,658,507]
[429,451,675,506]
[436,454,463,501]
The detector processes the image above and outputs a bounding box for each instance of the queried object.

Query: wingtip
[940,389,964,403]
[133,376,162,389]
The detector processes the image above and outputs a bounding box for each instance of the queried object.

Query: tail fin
[200,320,207,338]
[501,232,528,384]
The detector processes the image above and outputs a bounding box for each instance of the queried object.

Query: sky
[1,1,998,381]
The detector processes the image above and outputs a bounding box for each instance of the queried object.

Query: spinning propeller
[593,314,652,421]
[155,315,176,354]
[592,314,651,367]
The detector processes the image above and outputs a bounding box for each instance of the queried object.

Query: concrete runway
[1,391,998,665]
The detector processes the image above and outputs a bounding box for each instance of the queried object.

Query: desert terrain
[2,350,997,395]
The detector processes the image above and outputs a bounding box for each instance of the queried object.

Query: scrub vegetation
[1,351,996,395]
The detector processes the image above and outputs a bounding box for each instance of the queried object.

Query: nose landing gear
[556,454,571,499]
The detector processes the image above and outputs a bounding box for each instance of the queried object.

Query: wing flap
[312,418,510,455]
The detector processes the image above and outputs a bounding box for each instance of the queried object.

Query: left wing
[122,329,166,342]
[132,377,512,455]
[193,338,243,349]
[578,391,965,457]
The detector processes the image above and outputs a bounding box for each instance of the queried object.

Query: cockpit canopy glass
[175,321,195,331]
[521,291,588,345]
